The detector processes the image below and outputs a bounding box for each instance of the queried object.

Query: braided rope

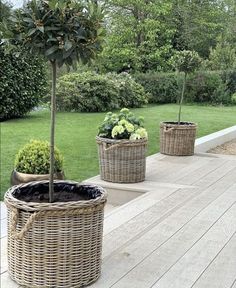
[164,127,174,133]
[96,136,148,152]
[9,203,105,240]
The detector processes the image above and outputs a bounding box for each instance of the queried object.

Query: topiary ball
[15,140,63,174]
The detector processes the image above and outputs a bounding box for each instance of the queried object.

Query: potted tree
[11,140,64,185]
[96,108,148,183]
[160,50,201,156]
[4,1,107,287]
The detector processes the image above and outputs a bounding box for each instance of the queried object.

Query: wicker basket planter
[10,169,64,186]
[160,122,197,156]
[96,136,147,183]
[4,180,107,288]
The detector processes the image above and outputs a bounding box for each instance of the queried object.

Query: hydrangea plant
[98,108,148,140]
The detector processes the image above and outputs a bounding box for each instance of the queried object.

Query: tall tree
[170,0,229,58]
[99,0,175,72]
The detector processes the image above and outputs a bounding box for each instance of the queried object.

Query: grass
[1,104,236,199]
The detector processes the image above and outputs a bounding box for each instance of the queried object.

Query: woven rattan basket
[4,180,107,288]
[160,122,197,156]
[96,136,147,183]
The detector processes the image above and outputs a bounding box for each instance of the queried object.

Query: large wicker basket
[160,122,197,156]
[96,136,147,183]
[4,180,107,288]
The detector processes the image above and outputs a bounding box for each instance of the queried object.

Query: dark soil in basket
[163,121,195,126]
[12,182,102,203]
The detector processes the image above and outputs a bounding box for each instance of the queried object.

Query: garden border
[195,125,236,152]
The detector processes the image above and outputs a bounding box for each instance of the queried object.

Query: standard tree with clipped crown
[9,0,105,202]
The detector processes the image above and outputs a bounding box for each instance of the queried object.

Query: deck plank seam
[106,192,236,287]
[190,230,236,288]
[149,201,236,288]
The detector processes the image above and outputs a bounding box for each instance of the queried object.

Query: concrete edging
[195,125,236,153]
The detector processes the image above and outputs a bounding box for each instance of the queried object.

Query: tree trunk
[178,72,186,124]
[49,60,57,203]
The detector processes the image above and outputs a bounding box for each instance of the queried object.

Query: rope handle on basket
[163,126,174,133]
[102,141,146,151]
[9,203,105,240]
[10,207,43,240]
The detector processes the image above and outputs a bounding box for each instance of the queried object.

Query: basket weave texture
[160,122,197,156]
[4,180,107,288]
[96,136,147,183]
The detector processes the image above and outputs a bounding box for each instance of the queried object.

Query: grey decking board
[96,184,236,288]
[151,202,236,288]
[191,232,236,288]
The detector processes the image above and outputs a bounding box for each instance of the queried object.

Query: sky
[9,0,24,8]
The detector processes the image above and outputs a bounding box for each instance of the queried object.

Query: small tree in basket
[171,50,201,124]
[9,0,105,202]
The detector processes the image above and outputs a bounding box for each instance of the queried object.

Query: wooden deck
[1,151,236,288]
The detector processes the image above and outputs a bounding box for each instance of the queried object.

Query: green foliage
[206,42,236,70]
[170,50,202,74]
[135,72,179,104]
[10,0,105,67]
[186,71,231,105]
[15,140,63,174]
[170,0,228,58]
[56,72,148,112]
[224,70,236,95]
[231,93,236,104]
[99,0,174,73]
[135,71,233,105]
[0,45,47,121]
[98,108,147,140]
[107,73,148,108]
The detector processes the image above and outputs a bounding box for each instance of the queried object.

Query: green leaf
[28,28,37,36]
[45,45,58,56]
[37,26,44,33]
[23,17,34,23]
[64,40,72,51]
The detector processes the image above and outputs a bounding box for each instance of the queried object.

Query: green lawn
[1,104,236,199]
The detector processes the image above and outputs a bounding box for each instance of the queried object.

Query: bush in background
[135,71,233,105]
[186,71,231,104]
[134,72,179,104]
[0,45,47,121]
[56,72,148,112]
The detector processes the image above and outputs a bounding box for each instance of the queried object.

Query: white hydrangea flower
[130,133,141,140]
[135,127,148,139]
[112,125,125,138]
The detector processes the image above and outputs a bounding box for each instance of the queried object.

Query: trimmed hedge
[56,72,148,112]
[134,72,179,104]
[135,71,234,105]
[0,46,47,121]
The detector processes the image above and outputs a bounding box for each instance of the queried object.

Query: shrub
[56,72,148,112]
[222,70,236,95]
[57,72,119,112]
[15,140,63,174]
[107,73,148,108]
[186,71,231,104]
[98,108,147,140]
[135,71,232,105]
[134,72,179,104]
[0,45,47,121]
